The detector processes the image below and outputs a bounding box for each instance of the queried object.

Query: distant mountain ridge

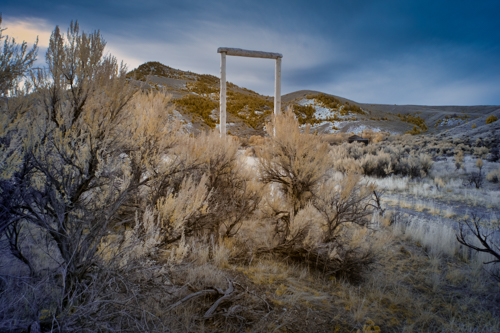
[127,62,500,139]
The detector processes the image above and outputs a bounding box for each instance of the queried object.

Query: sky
[2,0,500,105]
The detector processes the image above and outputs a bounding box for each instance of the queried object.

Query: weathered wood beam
[217,47,283,59]
[218,47,283,136]
[275,57,281,115]
[220,52,227,138]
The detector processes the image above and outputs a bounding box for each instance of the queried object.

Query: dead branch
[456,215,500,265]
[204,279,235,318]
[165,289,219,312]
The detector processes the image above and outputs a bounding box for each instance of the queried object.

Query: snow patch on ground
[438,118,468,127]
[171,109,194,132]
[297,98,354,122]
[347,124,380,134]
[210,109,218,120]
[215,123,236,129]
[298,98,333,120]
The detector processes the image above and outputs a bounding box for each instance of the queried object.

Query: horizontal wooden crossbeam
[218,47,282,138]
[217,47,283,59]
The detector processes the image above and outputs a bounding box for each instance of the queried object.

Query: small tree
[313,173,375,243]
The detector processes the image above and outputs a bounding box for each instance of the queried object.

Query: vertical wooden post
[220,52,227,138]
[217,47,282,137]
[274,57,281,116]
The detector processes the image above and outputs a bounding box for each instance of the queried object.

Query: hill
[127,62,500,140]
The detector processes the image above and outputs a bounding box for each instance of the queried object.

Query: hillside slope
[127,62,500,139]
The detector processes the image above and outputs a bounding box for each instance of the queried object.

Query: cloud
[104,19,334,96]
[2,17,52,47]
[3,0,500,104]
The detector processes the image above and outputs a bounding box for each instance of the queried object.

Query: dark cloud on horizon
[2,0,500,105]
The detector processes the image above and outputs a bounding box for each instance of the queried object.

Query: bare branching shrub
[464,171,484,188]
[256,206,377,284]
[0,23,143,308]
[313,173,375,243]
[456,215,500,281]
[463,159,485,188]
[488,146,499,162]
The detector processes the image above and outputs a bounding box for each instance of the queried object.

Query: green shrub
[305,93,365,116]
[399,113,428,134]
[174,94,218,128]
[486,115,498,124]
[226,90,273,129]
[294,104,320,125]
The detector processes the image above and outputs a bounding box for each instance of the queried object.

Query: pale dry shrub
[359,151,393,177]
[486,168,500,183]
[329,144,363,174]
[187,130,262,238]
[0,22,251,331]
[321,132,350,145]
[434,177,445,190]
[333,156,364,174]
[474,147,489,159]
[147,130,261,241]
[169,232,191,264]
[157,174,211,243]
[361,129,389,143]
[258,109,330,232]
[0,23,151,317]
[118,208,163,265]
[249,135,267,146]
[399,153,433,178]
[287,202,323,247]
[244,146,256,156]
[455,149,465,170]
[330,141,433,178]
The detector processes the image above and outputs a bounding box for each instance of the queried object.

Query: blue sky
[2,0,500,105]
